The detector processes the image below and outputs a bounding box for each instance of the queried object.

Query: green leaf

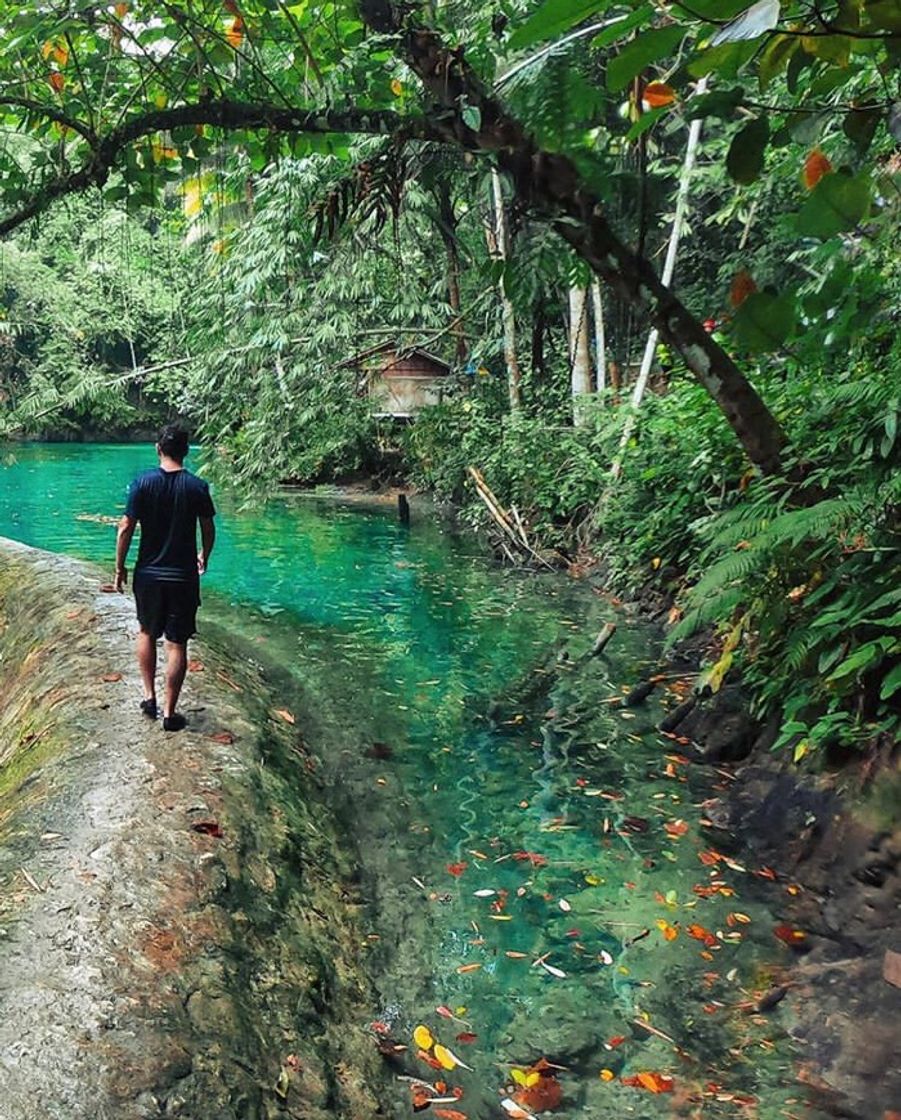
[508,0,610,51]
[864,0,901,32]
[607,25,687,92]
[673,0,749,17]
[828,638,895,682]
[797,171,871,238]
[758,33,798,89]
[462,103,482,131]
[684,86,746,120]
[591,4,653,49]
[732,290,795,351]
[843,105,881,156]
[688,38,759,78]
[726,116,769,183]
[880,663,901,701]
[625,104,670,140]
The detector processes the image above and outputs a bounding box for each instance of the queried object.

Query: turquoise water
[0,443,807,1118]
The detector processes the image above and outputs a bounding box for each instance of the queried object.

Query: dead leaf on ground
[101,672,123,682]
[208,731,235,744]
[188,659,205,672]
[883,949,901,989]
[274,707,296,724]
[191,820,224,838]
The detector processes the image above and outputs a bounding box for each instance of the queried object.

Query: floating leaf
[274,707,295,724]
[558,898,572,912]
[456,1031,477,1044]
[511,1069,540,1088]
[434,1044,471,1071]
[773,923,808,946]
[600,1068,615,1081]
[473,888,495,897]
[433,1110,468,1120]
[505,950,528,959]
[687,923,718,948]
[621,1071,675,1093]
[447,861,468,877]
[413,1025,434,1050]
[663,819,689,837]
[656,919,679,941]
[539,960,567,979]
[456,962,481,973]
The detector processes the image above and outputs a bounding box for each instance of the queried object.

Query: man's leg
[136,630,157,702]
[163,641,188,721]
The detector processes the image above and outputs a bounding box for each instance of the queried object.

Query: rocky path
[0,539,382,1120]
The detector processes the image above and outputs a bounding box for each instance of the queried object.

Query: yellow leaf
[655,918,679,941]
[390,78,403,95]
[599,1069,615,1082]
[154,91,168,109]
[651,556,662,570]
[412,1025,434,1050]
[226,16,245,48]
[41,41,55,60]
[53,42,69,66]
[793,739,809,763]
[115,2,129,16]
[434,1044,471,1071]
[511,1069,540,1088]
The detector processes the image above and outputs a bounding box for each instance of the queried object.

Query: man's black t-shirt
[125,467,215,583]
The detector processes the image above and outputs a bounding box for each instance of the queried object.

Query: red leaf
[663,818,689,837]
[607,1035,627,1048]
[208,731,235,744]
[622,1071,675,1093]
[774,923,808,946]
[187,659,205,672]
[455,1031,477,1044]
[512,850,548,867]
[729,269,757,308]
[48,71,65,93]
[433,1111,468,1120]
[446,861,468,877]
[804,148,832,189]
[687,923,718,948]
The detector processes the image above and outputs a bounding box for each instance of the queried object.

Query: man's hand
[114,565,128,593]
[197,551,208,576]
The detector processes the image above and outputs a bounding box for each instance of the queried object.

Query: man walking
[115,425,216,732]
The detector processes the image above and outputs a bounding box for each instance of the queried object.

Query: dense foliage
[0,0,899,760]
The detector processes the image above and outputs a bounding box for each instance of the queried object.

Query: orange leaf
[687,923,718,948]
[274,708,295,724]
[456,962,481,973]
[188,659,205,672]
[656,919,679,942]
[513,1074,562,1112]
[417,1048,444,1070]
[663,818,688,838]
[622,1071,675,1093]
[804,148,832,189]
[115,2,129,16]
[48,71,65,93]
[101,672,123,682]
[643,81,677,108]
[226,16,244,48]
[433,1111,468,1120]
[446,861,468,877]
[208,730,235,744]
[730,269,757,308]
[774,923,808,946]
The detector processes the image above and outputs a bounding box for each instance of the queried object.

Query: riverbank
[0,538,383,1120]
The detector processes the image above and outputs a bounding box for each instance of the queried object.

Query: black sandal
[163,713,187,732]
[140,698,158,719]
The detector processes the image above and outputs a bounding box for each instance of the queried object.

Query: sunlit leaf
[710,0,780,45]
[607,25,686,92]
[803,148,832,189]
[413,1025,434,1050]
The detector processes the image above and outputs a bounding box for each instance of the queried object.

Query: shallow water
[0,443,808,1118]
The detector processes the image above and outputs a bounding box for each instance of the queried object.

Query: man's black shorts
[134,577,199,643]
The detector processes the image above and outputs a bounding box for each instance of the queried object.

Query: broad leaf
[797,171,871,237]
[732,291,795,351]
[508,0,610,51]
[726,116,769,183]
[607,25,687,92]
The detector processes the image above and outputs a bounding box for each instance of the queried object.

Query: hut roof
[339,341,452,375]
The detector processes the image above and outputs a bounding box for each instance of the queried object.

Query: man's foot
[140,698,158,719]
[162,713,187,732]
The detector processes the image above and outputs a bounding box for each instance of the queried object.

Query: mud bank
[0,539,382,1120]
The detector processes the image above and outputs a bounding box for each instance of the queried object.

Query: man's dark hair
[158,424,190,462]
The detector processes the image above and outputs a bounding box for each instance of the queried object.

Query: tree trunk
[377,21,787,474]
[590,278,606,398]
[531,302,546,384]
[568,285,592,425]
[489,167,521,411]
[434,180,467,365]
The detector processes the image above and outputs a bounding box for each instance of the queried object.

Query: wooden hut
[343,343,452,419]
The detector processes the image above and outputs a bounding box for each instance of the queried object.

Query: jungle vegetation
[0,0,898,761]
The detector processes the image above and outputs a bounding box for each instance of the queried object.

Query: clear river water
[0,443,811,1119]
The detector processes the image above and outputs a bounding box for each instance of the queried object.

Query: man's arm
[198,517,215,575]
[115,515,136,591]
